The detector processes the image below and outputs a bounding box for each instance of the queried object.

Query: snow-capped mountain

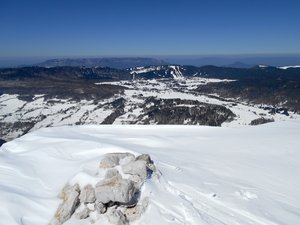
[130,65,185,79]
[279,65,300,69]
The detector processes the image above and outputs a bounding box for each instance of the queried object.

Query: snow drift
[0,122,300,225]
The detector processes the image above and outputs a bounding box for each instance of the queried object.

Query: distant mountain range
[34,56,300,69]
[1,54,300,68]
[2,63,300,81]
[223,61,253,68]
[2,64,299,81]
[35,57,168,69]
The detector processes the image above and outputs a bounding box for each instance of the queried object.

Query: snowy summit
[0,122,300,225]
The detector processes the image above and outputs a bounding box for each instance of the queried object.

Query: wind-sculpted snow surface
[0,123,300,225]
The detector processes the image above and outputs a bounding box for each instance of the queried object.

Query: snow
[130,65,185,79]
[1,122,300,225]
[0,94,27,121]
[2,76,300,140]
[279,65,300,69]
[130,66,164,74]
[169,66,184,79]
[0,94,118,139]
[258,65,269,68]
[119,86,300,126]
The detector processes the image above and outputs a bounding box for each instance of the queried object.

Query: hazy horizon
[1,53,300,68]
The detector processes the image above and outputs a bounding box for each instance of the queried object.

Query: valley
[1,72,299,140]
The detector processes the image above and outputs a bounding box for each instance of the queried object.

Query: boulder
[74,206,90,220]
[122,160,148,181]
[99,153,135,168]
[58,183,73,199]
[107,208,129,225]
[51,184,80,225]
[105,168,121,179]
[123,197,149,222]
[136,154,153,165]
[250,117,275,125]
[95,201,107,214]
[137,154,156,172]
[95,176,138,205]
[79,184,96,203]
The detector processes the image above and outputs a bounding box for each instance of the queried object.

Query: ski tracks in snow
[150,160,280,225]
[161,180,279,225]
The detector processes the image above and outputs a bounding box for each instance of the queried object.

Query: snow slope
[0,122,300,225]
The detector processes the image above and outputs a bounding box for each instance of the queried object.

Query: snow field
[0,122,300,225]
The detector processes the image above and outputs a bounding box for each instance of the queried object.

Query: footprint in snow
[235,190,258,201]
[175,167,183,172]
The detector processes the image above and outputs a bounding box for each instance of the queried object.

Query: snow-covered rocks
[99,152,135,169]
[50,152,157,225]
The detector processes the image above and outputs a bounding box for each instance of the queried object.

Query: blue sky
[1,0,300,57]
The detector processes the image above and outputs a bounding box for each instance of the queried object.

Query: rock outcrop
[250,117,275,125]
[50,184,80,225]
[50,152,157,225]
[79,184,96,203]
[122,160,149,182]
[0,139,6,147]
[99,152,135,169]
[95,176,138,205]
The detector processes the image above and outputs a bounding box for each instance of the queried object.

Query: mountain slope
[0,66,132,81]
[36,57,168,69]
[1,65,300,140]
[130,65,300,112]
[0,122,299,225]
